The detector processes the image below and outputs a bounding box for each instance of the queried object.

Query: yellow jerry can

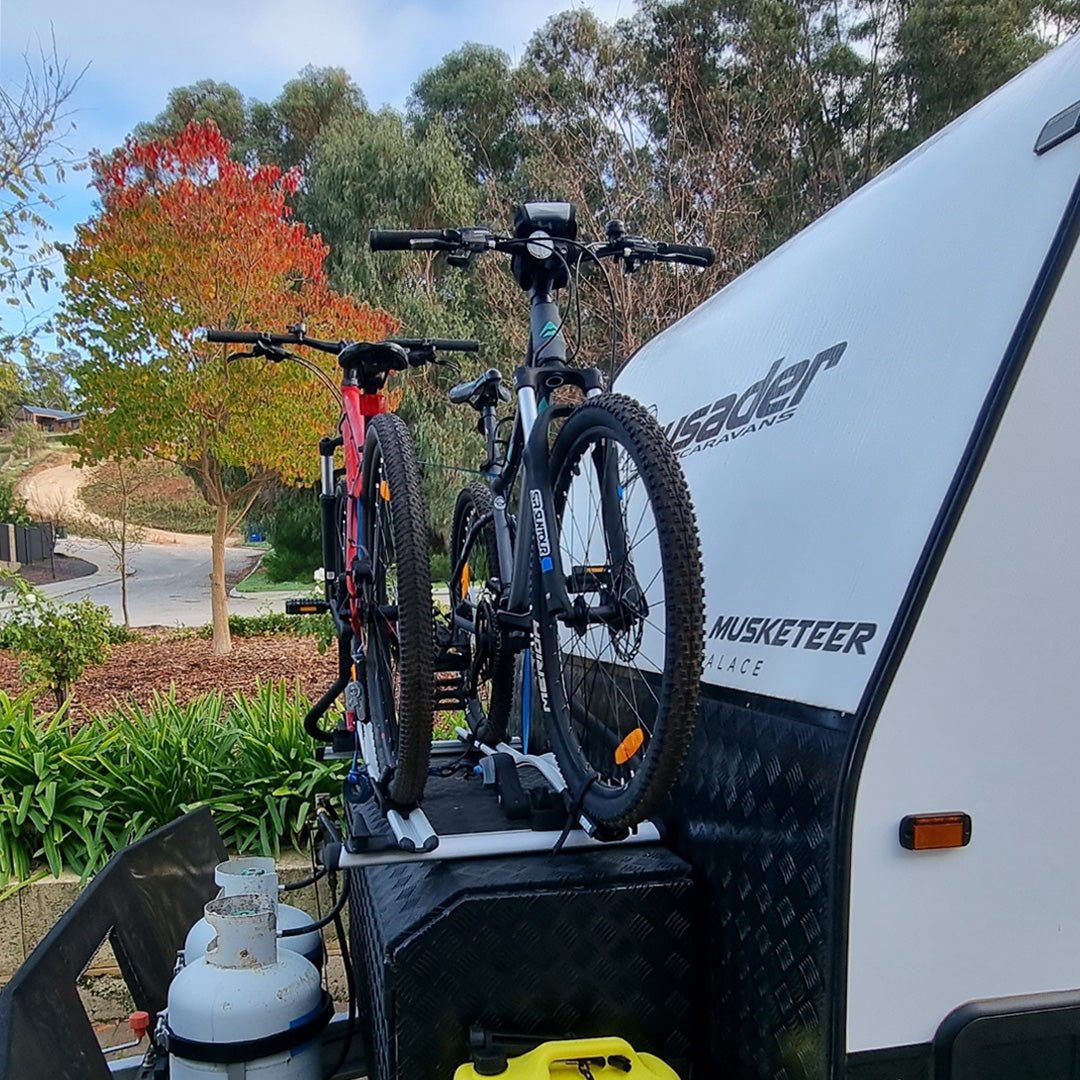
[452,1036,681,1079]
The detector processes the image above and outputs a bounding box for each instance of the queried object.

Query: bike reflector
[380,480,390,501]
[614,728,645,765]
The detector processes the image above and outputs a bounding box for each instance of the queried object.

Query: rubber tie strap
[552,774,597,855]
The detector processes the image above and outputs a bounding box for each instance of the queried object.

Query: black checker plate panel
[349,846,702,1080]
[662,694,853,1080]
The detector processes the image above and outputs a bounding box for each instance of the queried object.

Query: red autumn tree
[62,121,396,654]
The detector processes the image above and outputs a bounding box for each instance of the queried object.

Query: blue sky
[1,0,629,342]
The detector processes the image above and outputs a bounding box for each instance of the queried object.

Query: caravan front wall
[615,34,1080,1080]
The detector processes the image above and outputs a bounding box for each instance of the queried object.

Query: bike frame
[451,267,610,635]
[320,368,388,640]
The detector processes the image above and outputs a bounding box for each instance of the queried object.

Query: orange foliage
[65,121,398,485]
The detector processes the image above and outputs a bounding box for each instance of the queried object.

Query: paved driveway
[30,537,302,629]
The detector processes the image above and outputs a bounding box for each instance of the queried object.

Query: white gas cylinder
[168,893,328,1079]
[184,857,323,969]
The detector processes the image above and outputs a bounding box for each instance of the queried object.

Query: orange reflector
[380,480,390,501]
[294,604,320,613]
[899,813,972,851]
[614,727,645,765]
[461,563,470,598]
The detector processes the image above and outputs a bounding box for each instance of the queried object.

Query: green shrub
[430,551,451,583]
[0,681,339,886]
[0,695,111,882]
[0,477,31,526]
[254,484,322,584]
[0,575,113,708]
[195,611,334,648]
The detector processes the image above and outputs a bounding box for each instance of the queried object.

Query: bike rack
[329,820,661,869]
[327,726,661,869]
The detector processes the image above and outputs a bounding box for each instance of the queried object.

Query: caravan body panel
[612,31,1080,1078]
[847,226,1080,1052]
[617,36,1080,717]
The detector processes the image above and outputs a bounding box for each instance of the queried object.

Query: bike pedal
[285,598,330,615]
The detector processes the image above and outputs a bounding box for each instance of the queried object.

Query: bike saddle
[338,340,410,373]
[449,368,512,409]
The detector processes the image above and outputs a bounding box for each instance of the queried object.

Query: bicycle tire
[361,412,434,809]
[532,392,703,829]
[450,482,514,745]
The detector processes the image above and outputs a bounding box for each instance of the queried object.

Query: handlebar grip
[389,338,480,353]
[205,329,265,344]
[369,228,455,252]
[657,242,716,267]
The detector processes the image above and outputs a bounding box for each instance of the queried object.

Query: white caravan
[617,33,1080,1080]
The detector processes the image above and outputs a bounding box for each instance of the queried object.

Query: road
[11,461,304,628]
[34,536,294,628]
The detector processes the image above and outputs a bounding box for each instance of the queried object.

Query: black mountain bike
[371,202,711,832]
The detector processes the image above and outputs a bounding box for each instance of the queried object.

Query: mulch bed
[18,553,98,585]
[0,633,338,722]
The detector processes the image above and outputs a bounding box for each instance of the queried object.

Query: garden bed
[0,632,338,722]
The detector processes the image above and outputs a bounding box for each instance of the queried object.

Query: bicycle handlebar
[205,328,479,356]
[368,224,716,270]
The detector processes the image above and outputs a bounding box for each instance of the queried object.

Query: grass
[233,564,318,595]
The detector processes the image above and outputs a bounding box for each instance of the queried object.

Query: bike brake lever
[407,346,437,367]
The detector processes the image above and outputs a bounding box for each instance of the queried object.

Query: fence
[0,522,54,567]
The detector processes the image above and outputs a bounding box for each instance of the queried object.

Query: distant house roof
[15,405,85,420]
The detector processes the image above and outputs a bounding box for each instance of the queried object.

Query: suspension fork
[319,434,344,627]
[339,381,386,635]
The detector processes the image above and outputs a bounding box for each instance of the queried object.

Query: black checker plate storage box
[350,845,703,1080]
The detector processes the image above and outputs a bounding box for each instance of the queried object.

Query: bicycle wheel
[360,412,434,809]
[450,482,514,745]
[533,392,703,829]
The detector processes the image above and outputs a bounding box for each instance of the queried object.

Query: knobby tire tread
[536,392,704,828]
[451,482,514,745]
[362,412,434,809]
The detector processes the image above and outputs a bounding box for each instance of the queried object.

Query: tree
[0,359,26,426]
[135,68,365,172]
[134,79,247,145]
[246,66,365,171]
[62,121,395,654]
[82,459,145,628]
[408,44,523,182]
[302,108,490,542]
[16,337,75,409]
[0,32,84,344]
[10,421,45,460]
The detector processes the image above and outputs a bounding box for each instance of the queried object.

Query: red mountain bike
[206,327,477,834]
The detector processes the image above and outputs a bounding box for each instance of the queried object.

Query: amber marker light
[899,813,972,851]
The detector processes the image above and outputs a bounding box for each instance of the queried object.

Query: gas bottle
[184,857,323,969]
[167,893,331,1079]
